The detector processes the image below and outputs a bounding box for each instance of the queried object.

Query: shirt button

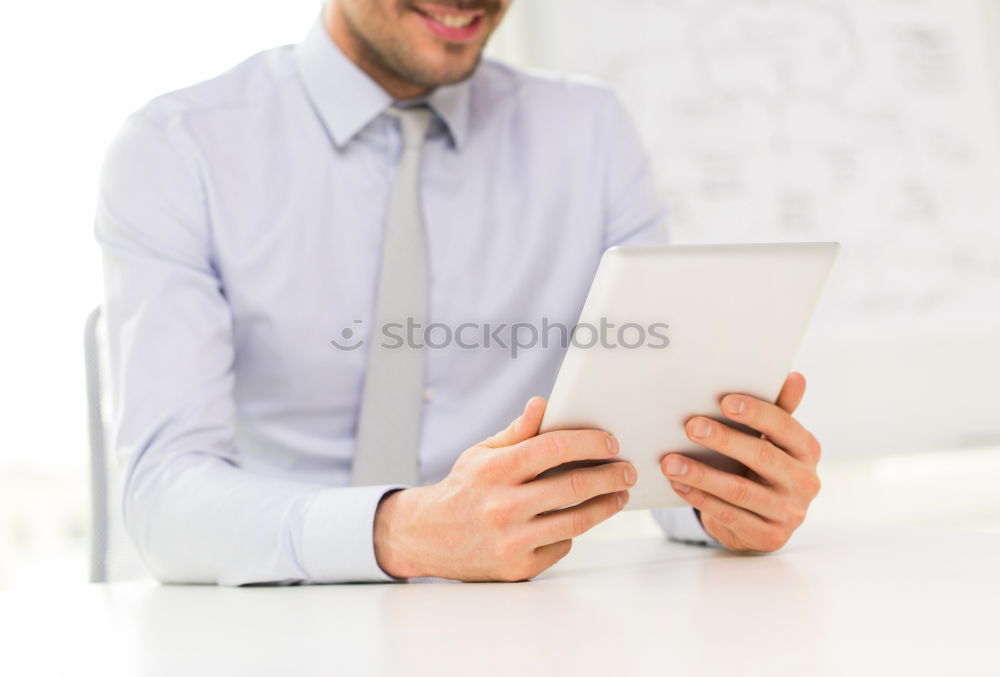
[422,387,435,402]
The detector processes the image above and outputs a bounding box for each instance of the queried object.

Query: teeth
[429,12,475,29]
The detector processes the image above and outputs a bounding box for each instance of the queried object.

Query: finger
[483,397,547,449]
[698,515,740,550]
[660,454,783,521]
[498,428,619,481]
[717,394,821,465]
[530,491,627,546]
[668,482,785,551]
[684,416,797,482]
[520,461,636,515]
[533,539,573,571]
[775,372,807,414]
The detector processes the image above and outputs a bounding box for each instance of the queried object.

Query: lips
[412,3,487,43]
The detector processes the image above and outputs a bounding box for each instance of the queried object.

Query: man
[97,0,821,585]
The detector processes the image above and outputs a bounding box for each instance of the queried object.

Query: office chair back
[84,307,148,583]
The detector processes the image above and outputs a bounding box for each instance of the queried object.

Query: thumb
[483,396,546,448]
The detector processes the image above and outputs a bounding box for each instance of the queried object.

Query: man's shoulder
[133,44,300,131]
[474,58,623,117]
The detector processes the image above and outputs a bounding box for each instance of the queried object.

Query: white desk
[3,523,998,677]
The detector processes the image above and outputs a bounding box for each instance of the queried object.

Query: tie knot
[387,105,435,150]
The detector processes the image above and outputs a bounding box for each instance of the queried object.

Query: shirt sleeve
[598,89,669,248]
[651,508,722,547]
[96,110,403,585]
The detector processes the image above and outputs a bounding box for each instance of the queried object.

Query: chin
[432,63,479,86]
[407,56,481,88]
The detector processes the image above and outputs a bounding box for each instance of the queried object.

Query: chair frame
[84,306,109,583]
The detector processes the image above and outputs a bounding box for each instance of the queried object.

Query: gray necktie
[352,106,435,486]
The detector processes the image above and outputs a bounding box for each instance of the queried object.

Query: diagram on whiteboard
[500,0,1000,328]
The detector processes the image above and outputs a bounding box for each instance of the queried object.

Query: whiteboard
[493,0,1000,332]
[489,0,1000,454]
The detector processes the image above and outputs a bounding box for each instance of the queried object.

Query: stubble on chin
[361,0,499,89]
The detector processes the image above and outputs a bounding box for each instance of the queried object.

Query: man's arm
[97,111,402,585]
[598,88,668,250]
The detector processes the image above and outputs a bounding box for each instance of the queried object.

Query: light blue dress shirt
[96,18,709,585]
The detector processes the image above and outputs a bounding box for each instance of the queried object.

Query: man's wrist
[373,488,425,579]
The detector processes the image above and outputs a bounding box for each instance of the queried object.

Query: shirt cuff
[651,507,722,548]
[300,484,407,583]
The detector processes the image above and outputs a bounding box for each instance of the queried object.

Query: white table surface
[3,523,998,677]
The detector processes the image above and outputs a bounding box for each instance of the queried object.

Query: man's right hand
[373,397,635,582]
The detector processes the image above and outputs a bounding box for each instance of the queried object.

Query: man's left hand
[660,372,821,552]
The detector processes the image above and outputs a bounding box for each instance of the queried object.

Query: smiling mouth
[411,3,488,43]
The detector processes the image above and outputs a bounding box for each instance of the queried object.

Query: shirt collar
[295,17,471,150]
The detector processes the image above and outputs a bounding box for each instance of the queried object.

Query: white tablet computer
[538,242,839,510]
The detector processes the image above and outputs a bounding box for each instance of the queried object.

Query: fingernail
[616,492,625,509]
[691,419,713,438]
[623,464,637,486]
[725,396,746,415]
[665,456,688,476]
[672,482,691,494]
[607,434,619,455]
